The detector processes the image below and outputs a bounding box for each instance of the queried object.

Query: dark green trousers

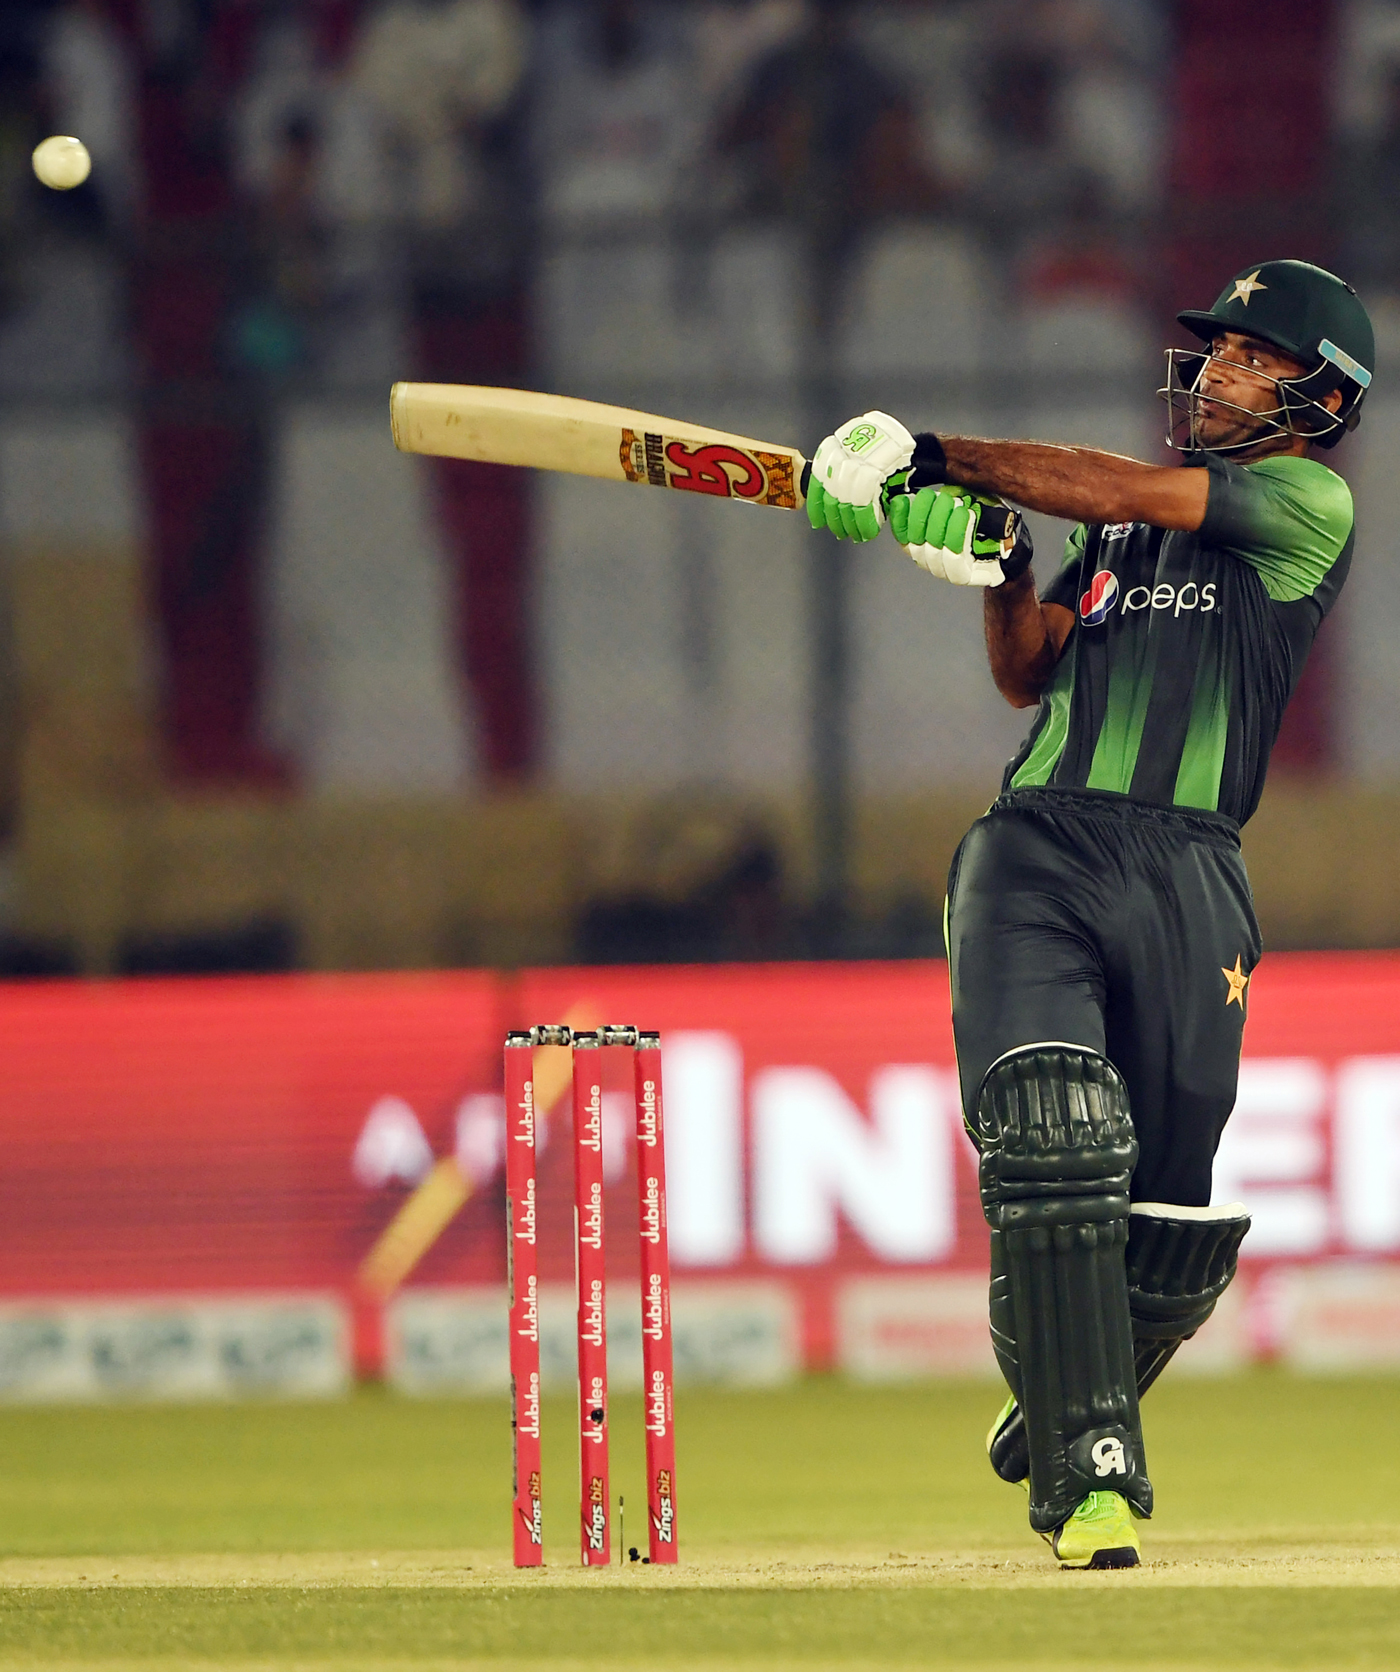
[947,785,1260,1206]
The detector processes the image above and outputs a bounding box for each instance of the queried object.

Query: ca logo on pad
[1092,1437,1128,1477]
[1079,570,1119,625]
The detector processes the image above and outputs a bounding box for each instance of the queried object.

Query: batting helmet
[1163,260,1374,452]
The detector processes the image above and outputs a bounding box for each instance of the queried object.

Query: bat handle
[799,460,812,501]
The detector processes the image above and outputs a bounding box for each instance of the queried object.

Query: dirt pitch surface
[0,1378,1396,1668]
[2,1536,1400,1589]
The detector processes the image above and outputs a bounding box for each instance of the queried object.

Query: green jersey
[1004,453,1355,825]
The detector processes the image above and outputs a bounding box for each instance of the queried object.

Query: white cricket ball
[32,136,92,191]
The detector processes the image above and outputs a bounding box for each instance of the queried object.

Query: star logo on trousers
[1227,271,1267,306]
[1222,955,1249,1008]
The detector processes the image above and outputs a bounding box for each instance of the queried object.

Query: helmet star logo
[1228,271,1267,306]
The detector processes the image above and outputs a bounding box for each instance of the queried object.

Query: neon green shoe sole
[1044,1490,1141,1570]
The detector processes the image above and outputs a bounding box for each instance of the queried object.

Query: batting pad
[976,1045,1151,1532]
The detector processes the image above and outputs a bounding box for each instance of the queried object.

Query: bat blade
[390,382,808,510]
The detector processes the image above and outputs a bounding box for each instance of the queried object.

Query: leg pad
[989,1199,1252,1487]
[1127,1201,1251,1394]
[977,1045,1150,1531]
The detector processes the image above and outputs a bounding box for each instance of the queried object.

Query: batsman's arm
[985,575,1075,709]
[936,437,1209,531]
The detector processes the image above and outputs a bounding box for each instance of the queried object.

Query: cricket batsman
[806,260,1374,1568]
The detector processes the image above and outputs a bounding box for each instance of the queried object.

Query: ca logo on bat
[620,429,798,508]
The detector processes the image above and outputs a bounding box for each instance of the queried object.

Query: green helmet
[1169,259,1374,450]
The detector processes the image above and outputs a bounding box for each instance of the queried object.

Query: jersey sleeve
[1040,523,1087,611]
[1200,455,1354,603]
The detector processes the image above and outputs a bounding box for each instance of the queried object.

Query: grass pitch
[0,1375,1397,1668]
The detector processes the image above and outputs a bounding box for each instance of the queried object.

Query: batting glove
[805,411,917,542]
[883,479,1033,587]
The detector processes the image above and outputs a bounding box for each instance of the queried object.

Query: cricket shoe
[985,1393,1030,1487]
[1044,1491,1141,1570]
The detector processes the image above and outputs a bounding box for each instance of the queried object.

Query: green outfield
[0,1375,1397,1669]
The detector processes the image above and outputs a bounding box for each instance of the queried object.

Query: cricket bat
[390,382,810,510]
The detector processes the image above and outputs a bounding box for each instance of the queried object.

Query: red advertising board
[0,973,501,1295]
[1,955,1399,1376]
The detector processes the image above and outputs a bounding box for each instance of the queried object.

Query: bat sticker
[619,430,798,508]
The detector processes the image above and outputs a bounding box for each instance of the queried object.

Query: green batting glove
[806,477,883,542]
[887,482,1013,554]
[881,471,914,540]
[805,410,917,542]
[885,481,1030,587]
[912,484,969,550]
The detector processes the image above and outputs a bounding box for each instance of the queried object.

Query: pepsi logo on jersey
[1079,570,1120,625]
[1079,571,1218,624]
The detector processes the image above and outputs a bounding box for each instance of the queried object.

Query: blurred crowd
[1,1,1397,975]
[0,0,1173,396]
[6,0,1400,391]
[1340,0,1400,290]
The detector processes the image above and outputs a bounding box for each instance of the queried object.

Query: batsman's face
[1191,331,1308,449]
